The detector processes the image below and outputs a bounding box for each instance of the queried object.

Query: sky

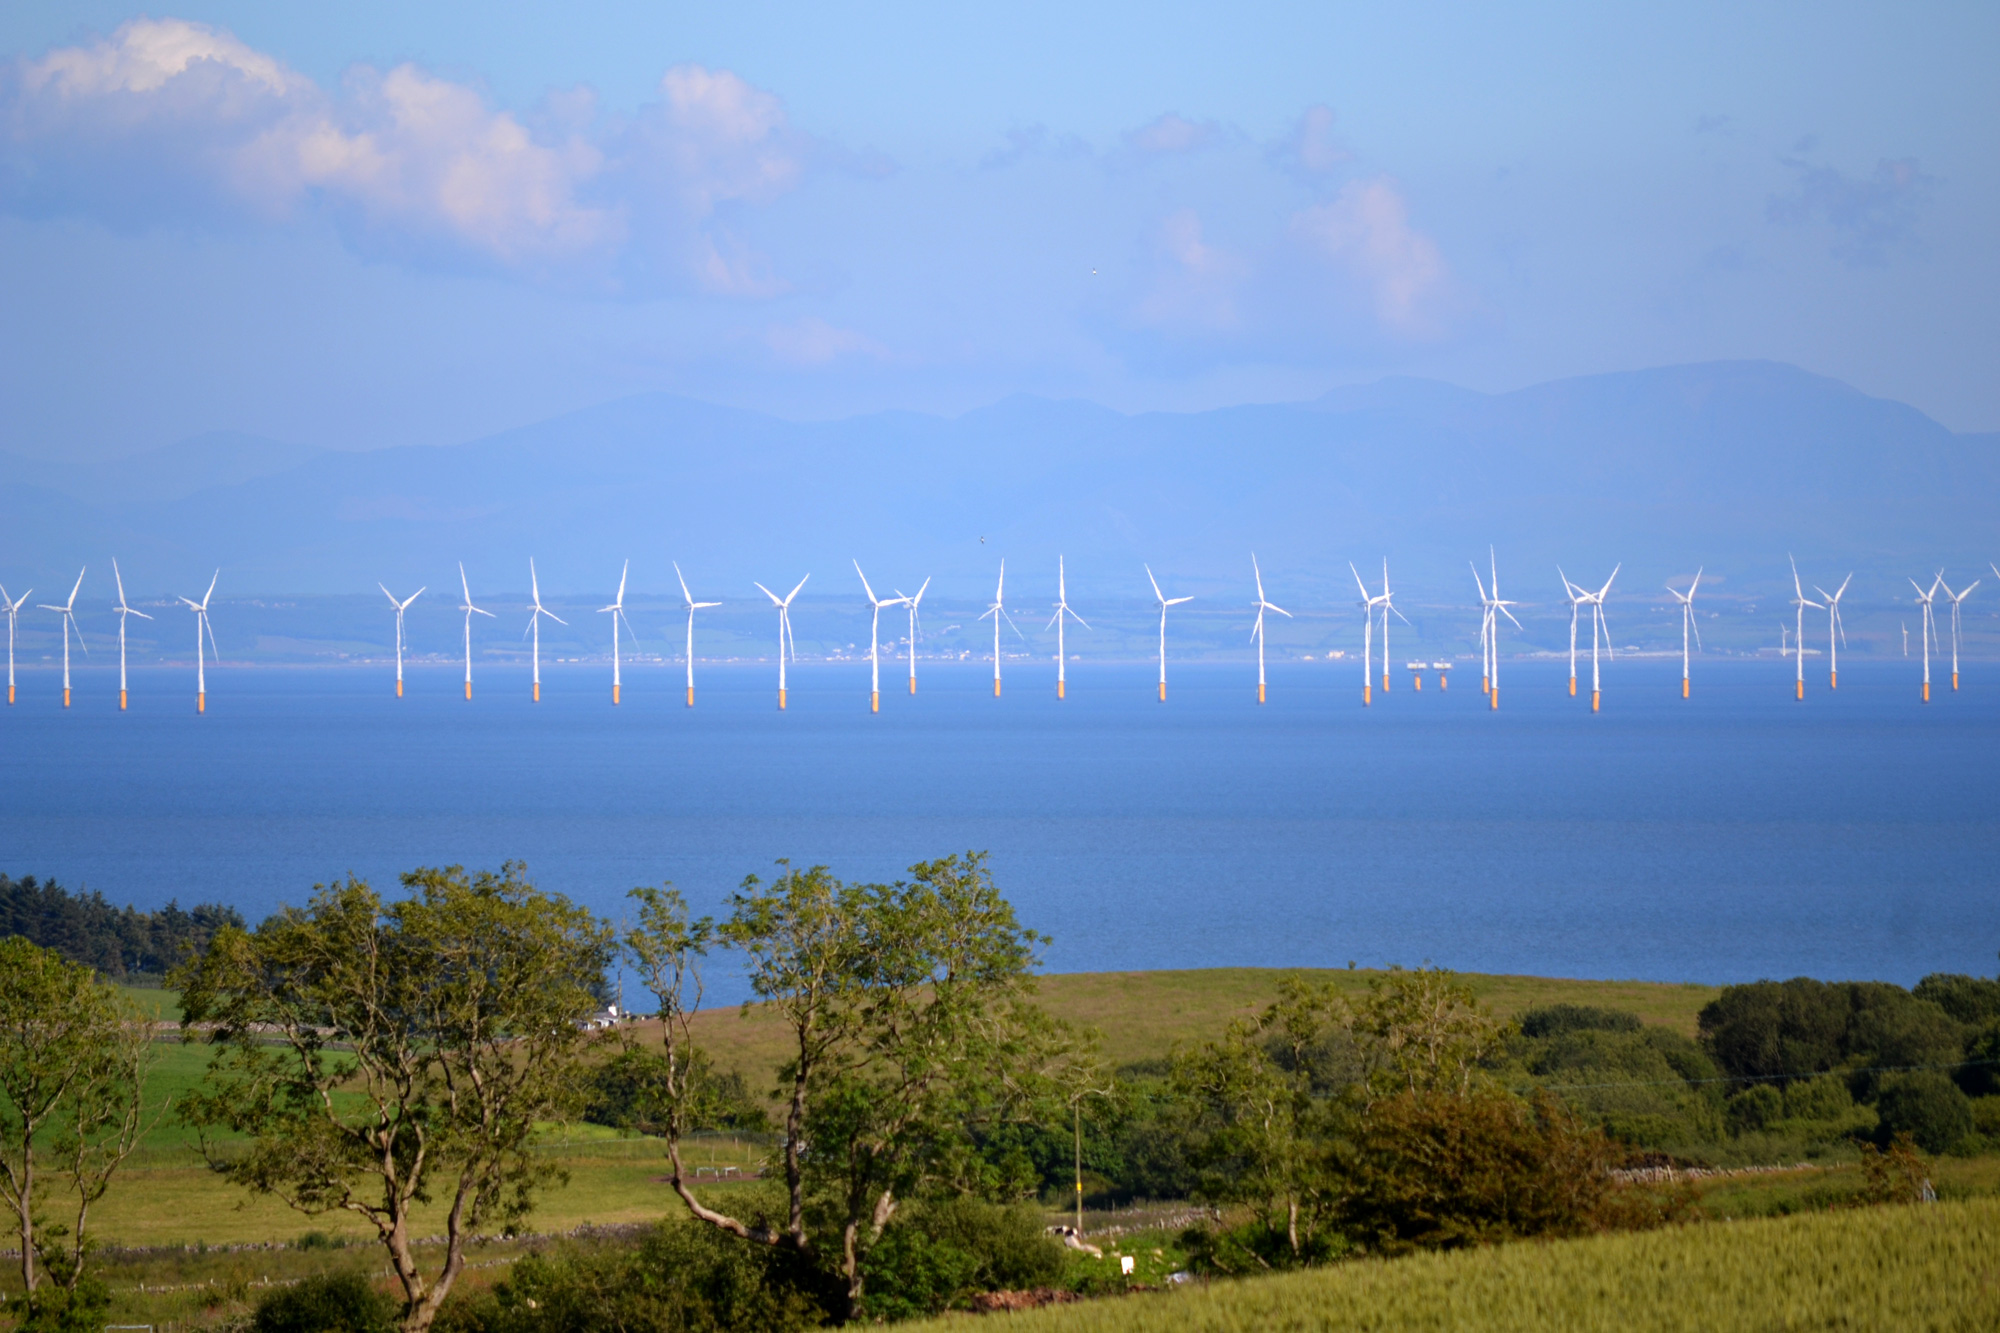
[1,1,1995,462]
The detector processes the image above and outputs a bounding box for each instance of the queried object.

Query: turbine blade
[675,561,694,606]
[786,574,811,603]
[1146,565,1165,603]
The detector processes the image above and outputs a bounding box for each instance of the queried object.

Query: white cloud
[1125,114,1218,155]
[1291,178,1450,336]
[1135,209,1246,332]
[1283,104,1350,173]
[764,316,887,366]
[1,20,805,287]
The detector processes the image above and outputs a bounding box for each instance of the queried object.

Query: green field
[671,967,1722,1090]
[904,1197,2000,1332]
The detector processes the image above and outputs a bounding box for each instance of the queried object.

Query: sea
[4,657,1994,1001]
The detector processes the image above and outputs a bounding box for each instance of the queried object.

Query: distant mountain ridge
[1,362,1992,606]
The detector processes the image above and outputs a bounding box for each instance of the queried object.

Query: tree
[1352,966,1505,1098]
[623,854,1067,1321]
[0,936,155,1316]
[176,866,613,1333]
[1170,975,1354,1260]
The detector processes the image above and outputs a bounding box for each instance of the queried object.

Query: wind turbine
[599,560,636,705]
[379,582,424,698]
[1787,557,1822,701]
[1812,573,1852,691]
[1144,565,1192,701]
[979,559,1023,698]
[1911,575,1941,702]
[457,563,495,701]
[38,568,87,709]
[1249,555,1290,704]
[1048,556,1088,699]
[1351,563,1385,705]
[754,574,808,709]
[1939,575,1979,692]
[674,563,719,707]
[0,584,29,705]
[112,560,152,711]
[895,577,930,695]
[524,560,565,703]
[1375,560,1409,696]
[177,572,219,714]
[1558,568,1584,698]
[1563,566,1618,711]
[854,561,905,713]
[1471,550,1521,710]
[1667,569,1703,699]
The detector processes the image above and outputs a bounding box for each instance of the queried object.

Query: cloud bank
[0,18,804,289]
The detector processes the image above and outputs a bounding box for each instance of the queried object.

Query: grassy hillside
[905,1198,2000,1332]
[666,967,1720,1088]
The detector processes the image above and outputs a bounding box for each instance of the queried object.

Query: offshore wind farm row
[3,552,1991,715]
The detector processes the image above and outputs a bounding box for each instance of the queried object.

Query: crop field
[905,1197,2000,1332]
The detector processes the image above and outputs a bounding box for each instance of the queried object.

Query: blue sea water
[3,657,1995,999]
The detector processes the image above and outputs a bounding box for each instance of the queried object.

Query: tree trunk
[15,1144,32,1293]
[1287,1196,1299,1255]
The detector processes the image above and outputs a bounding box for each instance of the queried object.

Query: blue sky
[2,1,1994,460]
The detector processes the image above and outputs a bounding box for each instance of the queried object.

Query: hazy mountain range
[1,360,1993,664]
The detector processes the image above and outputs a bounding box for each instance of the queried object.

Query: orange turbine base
[120,690,128,711]
[1157,681,1167,702]
[778,688,787,710]
[62,688,70,709]
[197,692,205,714]
[1682,678,1689,699]
[1923,681,1931,703]
[908,678,916,695]
[1953,672,1959,691]
[994,678,1002,698]
[871,691,879,713]
[1796,680,1804,701]
[1591,690,1600,712]
[464,681,473,701]
[686,686,695,707]
[533,681,540,703]
[1258,682,1266,704]
[396,679,403,698]
[1363,685,1372,707]
[613,683,621,706]
[1489,688,1498,711]
[1057,679,1066,700]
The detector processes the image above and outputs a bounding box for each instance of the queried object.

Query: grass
[904,1197,2000,1332]
[665,967,1722,1090]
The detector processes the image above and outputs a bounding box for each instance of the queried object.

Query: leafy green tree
[1873,1071,1974,1154]
[622,854,1070,1321]
[0,936,156,1311]
[1352,966,1506,1098]
[176,866,613,1333]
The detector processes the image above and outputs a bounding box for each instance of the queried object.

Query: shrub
[1335,1089,1680,1255]
[1700,979,1960,1092]
[252,1272,397,1333]
[442,1219,828,1333]
[1782,1075,1854,1122]
[1519,1005,1642,1039]
[1725,1084,1784,1134]
[858,1199,1065,1320]
[1857,1134,1932,1205]
[1957,1019,2000,1098]
[1874,1072,1974,1154]
[1912,972,2000,1025]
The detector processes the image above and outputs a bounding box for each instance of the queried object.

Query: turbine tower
[674,563,719,708]
[1911,575,1941,703]
[38,568,87,709]
[1558,568,1584,697]
[1249,555,1290,704]
[1562,566,1618,712]
[112,560,152,711]
[1787,557,1822,701]
[1144,565,1192,702]
[457,563,494,701]
[1376,560,1409,695]
[979,559,1023,698]
[177,571,219,714]
[855,561,905,713]
[1939,575,1979,691]
[379,582,424,698]
[1351,562,1385,706]
[0,585,29,706]
[1813,574,1852,691]
[1048,556,1088,700]
[1667,569,1703,699]
[599,560,636,705]
[1471,550,1520,710]
[895,577,931,695]
[754,574,808,709]
[525,560,565,703]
